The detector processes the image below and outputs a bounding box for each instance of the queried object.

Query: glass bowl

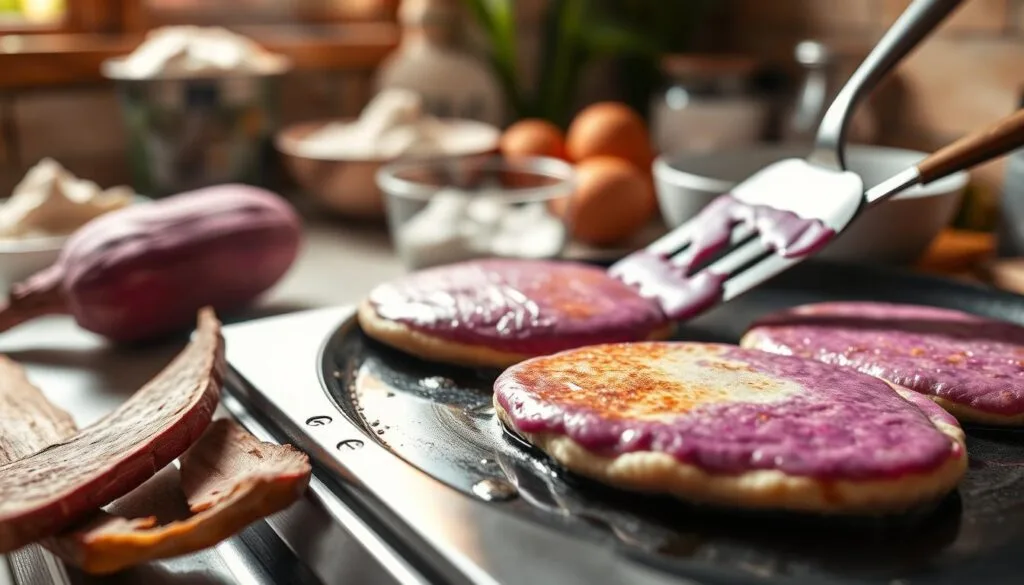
[376,155,576,270]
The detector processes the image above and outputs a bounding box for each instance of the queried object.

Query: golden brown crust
[357,300,675,368]
[495,396,967,514]
[739,330,1024,427]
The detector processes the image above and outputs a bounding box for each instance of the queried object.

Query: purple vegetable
[0,184,302,342]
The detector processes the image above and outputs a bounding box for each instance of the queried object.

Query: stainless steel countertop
[0,218,406,585]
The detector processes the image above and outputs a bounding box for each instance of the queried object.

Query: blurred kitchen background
[0,0,1021,258]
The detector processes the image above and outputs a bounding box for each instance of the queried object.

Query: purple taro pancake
[358,259,672,368]
[494,342,966,514]
[742,301,1024,425]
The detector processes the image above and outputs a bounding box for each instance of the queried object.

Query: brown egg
[558,156,655,247]
[565,102,654,171]
[500,118,567,160]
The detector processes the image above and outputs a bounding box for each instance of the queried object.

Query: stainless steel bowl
[103,64,289,198]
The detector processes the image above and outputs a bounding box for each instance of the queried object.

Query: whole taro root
[0,184,302,343]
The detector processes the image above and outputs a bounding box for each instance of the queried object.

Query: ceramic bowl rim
[0,195,153,255]
[654,143,970,200]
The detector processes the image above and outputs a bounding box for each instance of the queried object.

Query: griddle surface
[322,261,1024,585]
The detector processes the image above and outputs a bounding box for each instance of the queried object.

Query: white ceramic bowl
[654,144,968,265]
[0,195,152,292]
[0,235,64,292]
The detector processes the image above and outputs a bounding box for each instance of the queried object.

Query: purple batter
[745,301,1024,417]
[366,259,668,355]
[609,194,835,321]
[495,342,962,479]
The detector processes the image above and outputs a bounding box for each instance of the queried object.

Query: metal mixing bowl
[103,64,289,198]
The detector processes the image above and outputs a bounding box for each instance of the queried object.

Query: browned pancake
[741,301,1024,425]
[494,342,966,513]
[359,259,672,367]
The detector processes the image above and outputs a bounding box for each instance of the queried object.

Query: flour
[396,188,567,269]
[0,159,135,239]
[293,89,499,160]
[102,26,289,79]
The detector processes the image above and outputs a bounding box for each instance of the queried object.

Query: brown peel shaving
[0,356,77,461]
[0,308,225,553]
[0,319,310,574]
[47,419,311,574]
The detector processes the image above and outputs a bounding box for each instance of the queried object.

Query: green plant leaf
[536,0,589,127]
[463,0,719,123]
[461,0,526,119]
[578,21,659,57]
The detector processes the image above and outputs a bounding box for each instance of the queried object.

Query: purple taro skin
[495,342,963,480]
[610,194,835,321]
[15,184,302,342]
[367,259,669,355]
[745,301,1024,417]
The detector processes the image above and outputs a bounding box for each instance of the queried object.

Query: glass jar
[650,54,770,155]
[782,40,878,145]
[374,0,505,126]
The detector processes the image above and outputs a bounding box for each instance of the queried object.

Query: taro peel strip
[0,308,224,553]
[46,419,311,575]
[0,357,77,461]
[0,318,309,574]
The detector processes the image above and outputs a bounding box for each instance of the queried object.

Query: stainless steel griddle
[221,261,1024,585]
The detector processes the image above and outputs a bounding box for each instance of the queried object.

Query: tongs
[610,0,1024,321]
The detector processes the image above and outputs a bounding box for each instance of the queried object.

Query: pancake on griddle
[358,259,672,368]
[741,301,1024,426]
[494,342,966,514]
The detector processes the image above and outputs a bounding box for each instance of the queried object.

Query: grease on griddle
[349,355,510,495]
[321,311,1024,584]
[472,478,518,501]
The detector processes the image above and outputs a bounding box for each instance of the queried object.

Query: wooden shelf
[0,22,399,89]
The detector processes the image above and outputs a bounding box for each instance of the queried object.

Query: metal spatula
[610,0,965,321]
[614,105,1024,322]
[615,104,1024,323]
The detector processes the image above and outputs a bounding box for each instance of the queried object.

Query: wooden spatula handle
[918,108,1024,184]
